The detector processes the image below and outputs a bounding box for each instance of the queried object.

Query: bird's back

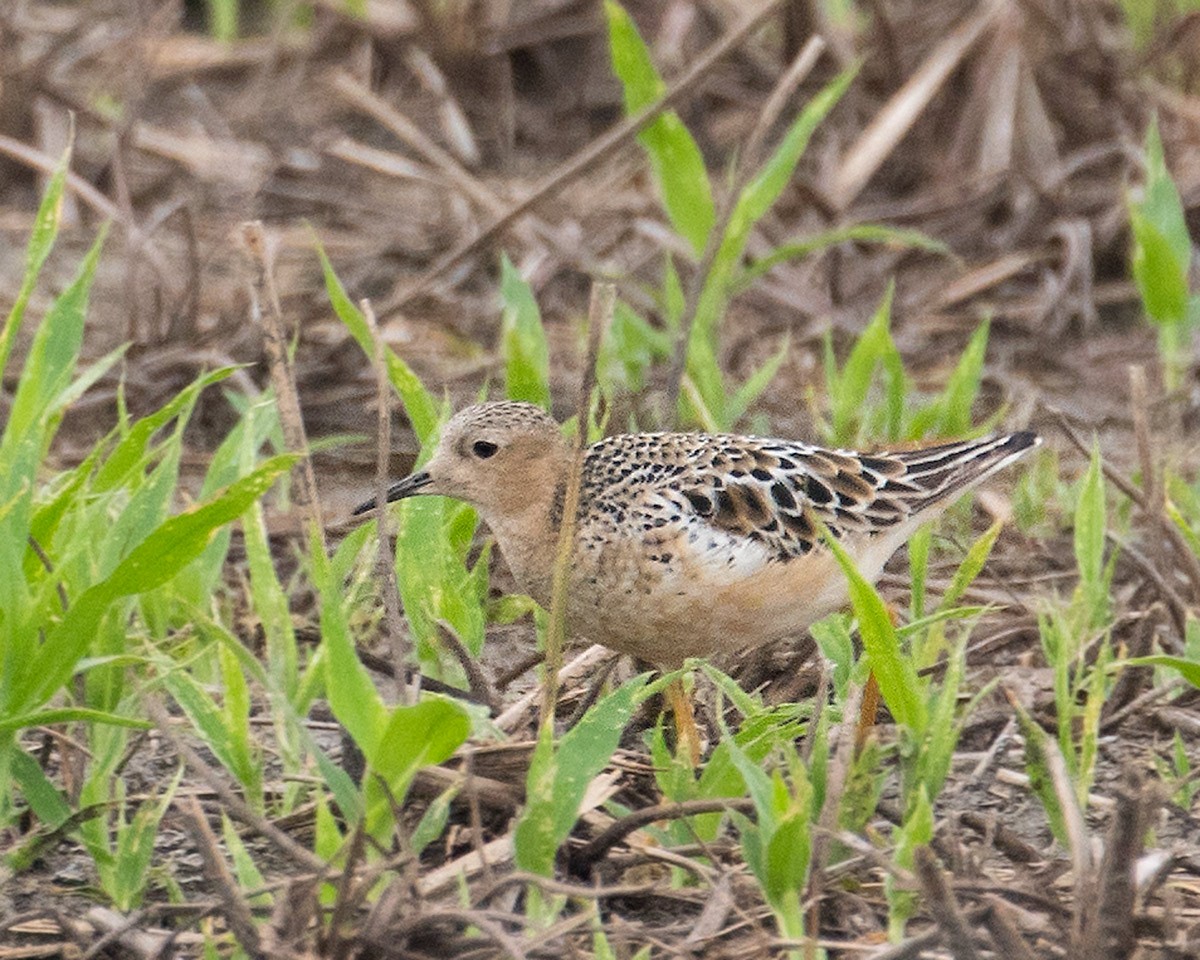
[560,430,1038,664]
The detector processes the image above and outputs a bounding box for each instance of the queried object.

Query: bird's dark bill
[351,470,433,516]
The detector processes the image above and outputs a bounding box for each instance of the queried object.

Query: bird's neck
[478,475,568,607]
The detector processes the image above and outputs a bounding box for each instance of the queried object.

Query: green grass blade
[727,336,790,425]
[311,525,387,757]
[499,254,552,408]
[1074,443,1108,627]
[922,318,989,438]
[0,145,71,383]
[937,520,1002,613]
[317,241,440,441]
[366,697,471,837]
[828,283,897,445]
[730,66,857,243]
[0,707,152,737]
[735,224,949,293]
[0,229,107,505]
[1120,654,1200,689]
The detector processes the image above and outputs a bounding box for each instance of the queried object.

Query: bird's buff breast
[559,541,851,666]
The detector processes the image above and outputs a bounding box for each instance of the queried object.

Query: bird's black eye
[472,440,498,459]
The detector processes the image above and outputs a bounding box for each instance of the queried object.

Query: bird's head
[354,400,567,520]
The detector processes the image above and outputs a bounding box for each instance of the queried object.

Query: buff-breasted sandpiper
[357,401,1039,673]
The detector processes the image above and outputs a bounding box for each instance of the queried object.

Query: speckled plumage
[360,401,1040,666]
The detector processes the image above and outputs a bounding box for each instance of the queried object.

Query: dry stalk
[180,796,262,958]
[361,297,415,703]
[981,896,1038,960]
[240,220,326,545]
[1072,771,1158,960]
[570,797,755,873]
[1129,365,1160,515]
[829,0,1004,210]
[541,281,614,727]
[326,823,368,960]
[77,907,173,960]
[913,845,981,960]
[436,620,500,713]
[495,644,612,734]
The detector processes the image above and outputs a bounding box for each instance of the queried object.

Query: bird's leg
[855,672,881,756]
[854,603,899,754]
[665,675,701,766]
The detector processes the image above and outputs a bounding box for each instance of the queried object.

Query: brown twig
[541,281,614,727]
[570,797,755,873]
[241,221,326,543]
[913,846,981,960]
[981,896,1038,960]
[1129,365,1160,515]
[1073,770,1156,960]
[361,297,415,703]
[326,822,368,960]
[180,796,263,958]
[436,621,500,714]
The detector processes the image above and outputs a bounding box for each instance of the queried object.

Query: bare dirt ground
[2,0,1199,957]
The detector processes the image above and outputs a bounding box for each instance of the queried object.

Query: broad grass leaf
[605,1,714,254]
[514,675,650,875]
[17,454,299,715]
[373,697,472,786]
[312,525,387,756]
[1131,210,1190,327]
[822,525,926,733]
[514,720,558,875]
[1141,116,1191,275]
[764,810,811,905]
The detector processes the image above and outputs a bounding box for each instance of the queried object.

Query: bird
[355,401,1039,751]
